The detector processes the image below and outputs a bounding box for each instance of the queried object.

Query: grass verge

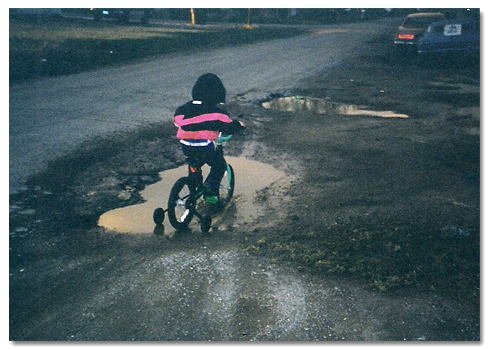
[10,16,305,82]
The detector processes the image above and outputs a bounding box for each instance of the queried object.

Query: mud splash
[98,157,292,235]
[262,96,409,118]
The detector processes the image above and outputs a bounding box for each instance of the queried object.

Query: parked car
[417,18,480,59]
[394,12,445,52]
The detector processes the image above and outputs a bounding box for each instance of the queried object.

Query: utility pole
[245,8,252,29]
[190,8,195,25]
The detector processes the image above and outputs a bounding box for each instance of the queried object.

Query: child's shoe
[204,196,219,205]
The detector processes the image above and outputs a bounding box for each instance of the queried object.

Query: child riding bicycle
[174,73,245,205]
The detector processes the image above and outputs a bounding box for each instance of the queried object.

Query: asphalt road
[10,17,480,341]
[9,20,386,194]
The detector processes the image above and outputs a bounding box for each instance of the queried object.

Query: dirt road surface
[10,18,479,341]
[9,20,370,195]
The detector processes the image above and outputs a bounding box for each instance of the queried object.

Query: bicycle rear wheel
[168,177,195,230]
[218,163,235,208]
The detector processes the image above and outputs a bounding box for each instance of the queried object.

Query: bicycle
[153,134,235,233]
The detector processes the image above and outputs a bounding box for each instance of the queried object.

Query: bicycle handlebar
[216,134,233,144]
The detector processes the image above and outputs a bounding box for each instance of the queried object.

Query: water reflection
[262,96,409,118]
[98,157,289,234]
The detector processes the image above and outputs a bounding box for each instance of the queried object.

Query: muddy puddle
[262,96,409,118]
[98,157,292,235]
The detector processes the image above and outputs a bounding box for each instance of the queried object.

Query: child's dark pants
[181,143,226,197]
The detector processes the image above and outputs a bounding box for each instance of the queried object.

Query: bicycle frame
[186,133,232,198]
[153,134,234,233]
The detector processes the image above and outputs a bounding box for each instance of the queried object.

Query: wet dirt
[98,157,293,235]
[9,19,480,341]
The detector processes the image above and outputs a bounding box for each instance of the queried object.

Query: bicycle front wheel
[218,163,235,208]
[168,177,195,230]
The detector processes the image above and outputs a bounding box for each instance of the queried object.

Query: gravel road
[10,17,480,341]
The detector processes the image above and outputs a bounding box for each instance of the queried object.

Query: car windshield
[404,16,443,26]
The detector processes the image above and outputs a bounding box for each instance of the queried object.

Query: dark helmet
[191,73,226,105]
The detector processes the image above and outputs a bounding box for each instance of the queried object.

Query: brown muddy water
[98,157,293,235]
[262,96,409,118]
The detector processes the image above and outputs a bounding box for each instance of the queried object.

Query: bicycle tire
[200,216,212,233]
[218,163,235,208]
[167,177,195,230]
[153,207,165,226]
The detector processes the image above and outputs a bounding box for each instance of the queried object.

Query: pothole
[261,96,409,119]
[98,157,293,235]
